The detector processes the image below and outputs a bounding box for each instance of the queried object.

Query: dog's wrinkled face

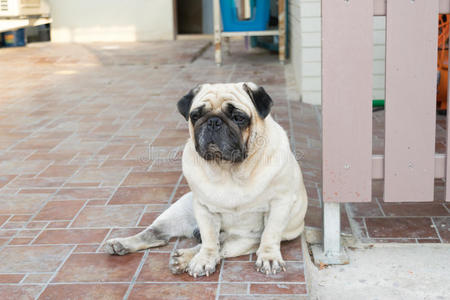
[177,83,273,163]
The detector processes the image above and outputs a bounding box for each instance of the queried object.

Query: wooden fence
[320,0,449,262]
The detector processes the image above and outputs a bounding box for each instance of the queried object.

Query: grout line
[104,167,133,206]
[214,259,225,300]
[375,197,386,216]
[34,245,77,300]
[32,161,54,179]
[96,228,113,253]
[430,217,444,243]
[122,250,150,300]
[28,221,51,245]
[135,205,149,229]
[362,218,370,239]
[166,173,184,206]
[0,215,15,229]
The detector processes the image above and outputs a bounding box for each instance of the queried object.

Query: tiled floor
[0,40,312,299]
[1,38,448,299]
[344,110,450,244]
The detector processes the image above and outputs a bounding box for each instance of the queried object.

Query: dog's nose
[207,117,222,131]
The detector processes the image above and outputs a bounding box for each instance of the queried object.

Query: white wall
[48,0,175,42]
[288,0,387,105]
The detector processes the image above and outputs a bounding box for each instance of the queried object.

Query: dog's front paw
[255,247,286,275]
[104,238,130,256]
[187,251,220,278]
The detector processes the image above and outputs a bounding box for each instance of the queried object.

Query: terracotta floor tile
[220,283,248,295]
[3,221,26,229]
[122,171,180,186]
[13,138,62,151]
[221,261,305,283]
[149,160,183,172]
[68,167,130,187]
[433,217,450,242]
[64,182,101,188]
[0,194,48,214]
[0,285,43,300]
[99,144,133,158]
[249,283,307,295]
[10,215,32,222]
[16,229,41,238]
[152,137,186,147]
[109,186,174,205]
[173,185,191,201]
[0,238,8,246]
[101,159,149,168]
[226,255,251,262]
[39,284,128,300]
[219,296,304,300]
[34,229,109,244]
[0,245,73,272]
[74,244,100,253]
[27,221,48,229]
[138,212,160,226]
[39,165,79,178]
[19,188,57,194]
[8,177,66,188]
[280,237,303,261]
[158,128,189,138]
[0,175,16,188]
[53,188,114,200]
[26,152,76,162]
[34,200,85,221]
[23,273,53,283]
[105,227,143,240]
[128,283,217,300]
[9,237,33,245]
[381,203,449,217]
[347,201,384,217]
[46,221,70,229]
[137,252,220,282]
[71,205,143,228]
[365,217,439,239]
[0,273,25,283]
[0,215,10,226]
[53,253,143,282]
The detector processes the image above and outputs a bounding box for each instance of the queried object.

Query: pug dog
[105,82,308,277]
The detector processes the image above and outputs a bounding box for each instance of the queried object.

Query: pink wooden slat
[322,0,373,203]
[385,0,438,202]
[374,0,450,15]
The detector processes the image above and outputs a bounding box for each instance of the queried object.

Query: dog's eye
[232,114,245,123]
[190,112,200,122]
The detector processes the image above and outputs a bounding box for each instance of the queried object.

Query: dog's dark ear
[243,83,273,119]
[177,86,201,121]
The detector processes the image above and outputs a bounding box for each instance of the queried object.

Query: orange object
[437,14,449,112]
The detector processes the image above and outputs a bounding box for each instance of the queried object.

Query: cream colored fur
[105,82,308,277]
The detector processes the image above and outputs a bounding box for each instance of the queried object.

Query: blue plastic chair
[220,0,271,32]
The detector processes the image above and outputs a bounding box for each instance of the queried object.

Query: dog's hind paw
[104,238,130,256]
[169,249,190,274]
